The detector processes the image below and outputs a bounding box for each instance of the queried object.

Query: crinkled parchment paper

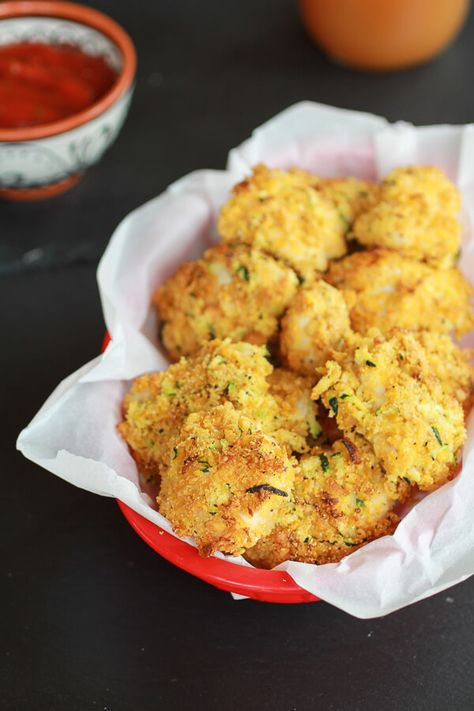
[17,102,474,618]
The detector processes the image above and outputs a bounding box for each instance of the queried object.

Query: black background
[2,2,474,709]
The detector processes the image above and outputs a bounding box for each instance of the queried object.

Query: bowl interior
[0,3,136,143]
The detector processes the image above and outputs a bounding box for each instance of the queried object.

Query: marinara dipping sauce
[0,42,118,129]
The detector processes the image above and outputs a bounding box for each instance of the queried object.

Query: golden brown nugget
[218,164,346,280]
[245,436,410,568]
[326,249,474,339]
[382,165,461,213]
[315,176,380,232]
[267,368,322,453]
[387,329,474,411]
[312,330,466,490]
[352,166,461,269]
[154,243,299,361]
[158,403,296,557]
[280,280,352,377]
[118,340,275,481]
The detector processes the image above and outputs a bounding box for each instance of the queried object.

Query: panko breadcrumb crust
[118,339,274,481]
[326,249,474,338]
[217,164,347,279]
[245,435,410,568]
[119,163,474,568]
[118,340,322,482]
[158,403,296,556]
[312,329,466,491]
[280,280,352,377]
[154,243,299,361]
[267,368,321,453]
[352,166,461,268]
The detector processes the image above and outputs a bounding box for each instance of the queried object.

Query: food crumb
[445,596,454,603]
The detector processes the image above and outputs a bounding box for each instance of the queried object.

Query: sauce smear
[0,42,118,129]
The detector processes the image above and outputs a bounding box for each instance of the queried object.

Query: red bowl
[103,334,318,603]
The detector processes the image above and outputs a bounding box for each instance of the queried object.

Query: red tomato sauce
[0,42,118,129]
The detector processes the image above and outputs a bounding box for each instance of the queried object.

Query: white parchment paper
[17,102,474,618]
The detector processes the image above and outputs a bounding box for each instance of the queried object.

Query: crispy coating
[387,329,474,411]
[118,340,274,481]
[315,177,380,231]
[383,166,461,213]
[267,368,322,453]
[158,403,296,556]
[326,249,474,339]
[280,281,352,376]
[217,164,346,280]
[312,329,466,490]
[154,243,299,360]
[245,435,410,568]
[118,339,322,482]
[352,166,461,268]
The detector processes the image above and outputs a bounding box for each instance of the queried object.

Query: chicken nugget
[280,280,352,377]
[245,435,410,568]
[312,330,466,490]
[326,249,474,339]
[352,166,461,269]
[315,176,380,232]
[267,368,322,453]
[118,339,274,481]
[383,165,461,213]
[154,243,299,361]
[158,403,296,556]
[217,164,346,280]
[387,329,474,412]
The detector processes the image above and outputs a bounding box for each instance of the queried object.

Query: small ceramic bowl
[0,1,136,200]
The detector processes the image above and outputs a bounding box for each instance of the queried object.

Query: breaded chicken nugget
[158,403,296,556]
[326,249,474,339]
[280,281,352,377]
[315,177,380,232]
[217,164,346,280]
[312,330,466,490]
[154,243,299,361]
[353,166,461,268]
[267,368,322,453]
[245,435,410,568]
[118,340,274,481]
[387,329,474,411]
[383,166,461,213]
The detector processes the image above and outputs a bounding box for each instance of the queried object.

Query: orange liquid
[299,0,470,71]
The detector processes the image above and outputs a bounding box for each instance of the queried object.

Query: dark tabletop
[3,2,474,709]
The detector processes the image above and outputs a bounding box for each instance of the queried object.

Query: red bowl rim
[103,333,318,603]
[118,501,319,602]
[0,1,136,142]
